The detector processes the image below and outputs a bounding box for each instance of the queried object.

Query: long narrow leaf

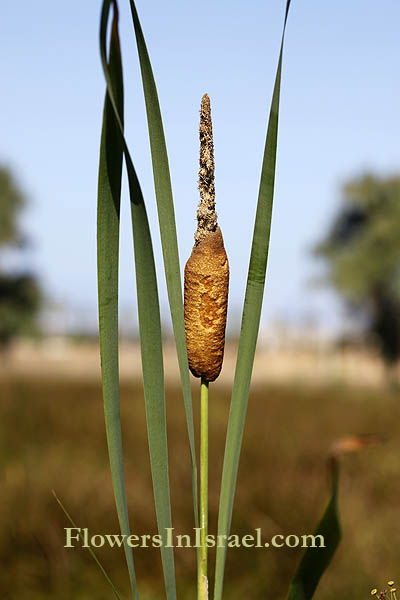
[127,165,177,600]
[52,491,122,600]
[97,5,138,597]
[100,2,176,598]
[214,3,291,598]
[287,435,381,599]
[287,461,341,600]
[128,0,198,528]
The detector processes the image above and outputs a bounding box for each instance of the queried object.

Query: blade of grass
[100,2,176,597]
[127,0,198,528]
[97,4,138,597]
[287,435,382,599]
[52,491,122,600]
[214,3,291,598]
[286,460,341,600]
[126,165,176,600]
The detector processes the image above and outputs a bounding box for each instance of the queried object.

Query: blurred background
[1,0,400,598]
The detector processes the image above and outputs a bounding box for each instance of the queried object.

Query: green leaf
[214,3,291,598]
[127,169,177,600]
[287,461,341,600]
[52,491,122,600]
[100,2,176,598]
[127,0,198,529]
[97,4,138,597]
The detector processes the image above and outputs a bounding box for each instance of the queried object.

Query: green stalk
[198,378,209,599]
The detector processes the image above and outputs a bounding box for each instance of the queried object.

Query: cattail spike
[184,94,229,382]
[196,94,217,245]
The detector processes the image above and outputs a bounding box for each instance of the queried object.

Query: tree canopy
[0,167,25,246]
[0,165,41,347]
[315,173,400,364]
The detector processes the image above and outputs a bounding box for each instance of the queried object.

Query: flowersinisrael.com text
[65,528,325,549]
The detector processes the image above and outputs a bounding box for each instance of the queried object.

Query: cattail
[184,94,229,382]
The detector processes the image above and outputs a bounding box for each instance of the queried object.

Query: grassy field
[1,371,399,599]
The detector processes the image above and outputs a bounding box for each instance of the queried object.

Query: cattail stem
[198,378,209,600]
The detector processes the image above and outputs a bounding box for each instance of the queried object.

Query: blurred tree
[0,168,25,246]
[314,173,400,366]
[0,166,41,348]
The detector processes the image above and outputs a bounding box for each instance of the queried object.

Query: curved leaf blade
[97,5,138,597]
[100,2,176,597]
[287,436,381,600]
[287,461,341,600]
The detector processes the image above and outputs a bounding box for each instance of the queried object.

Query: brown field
[2,338,389,387]
[1,340,399,599]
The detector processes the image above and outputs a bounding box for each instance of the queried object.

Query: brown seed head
[184,226,229,381]
[184,94,229,382]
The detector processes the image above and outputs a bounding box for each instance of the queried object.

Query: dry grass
[1,367,399,599]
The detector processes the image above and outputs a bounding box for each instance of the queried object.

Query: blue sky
[1,0,399,334]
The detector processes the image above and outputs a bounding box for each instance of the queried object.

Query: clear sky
[1,0,399,335]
